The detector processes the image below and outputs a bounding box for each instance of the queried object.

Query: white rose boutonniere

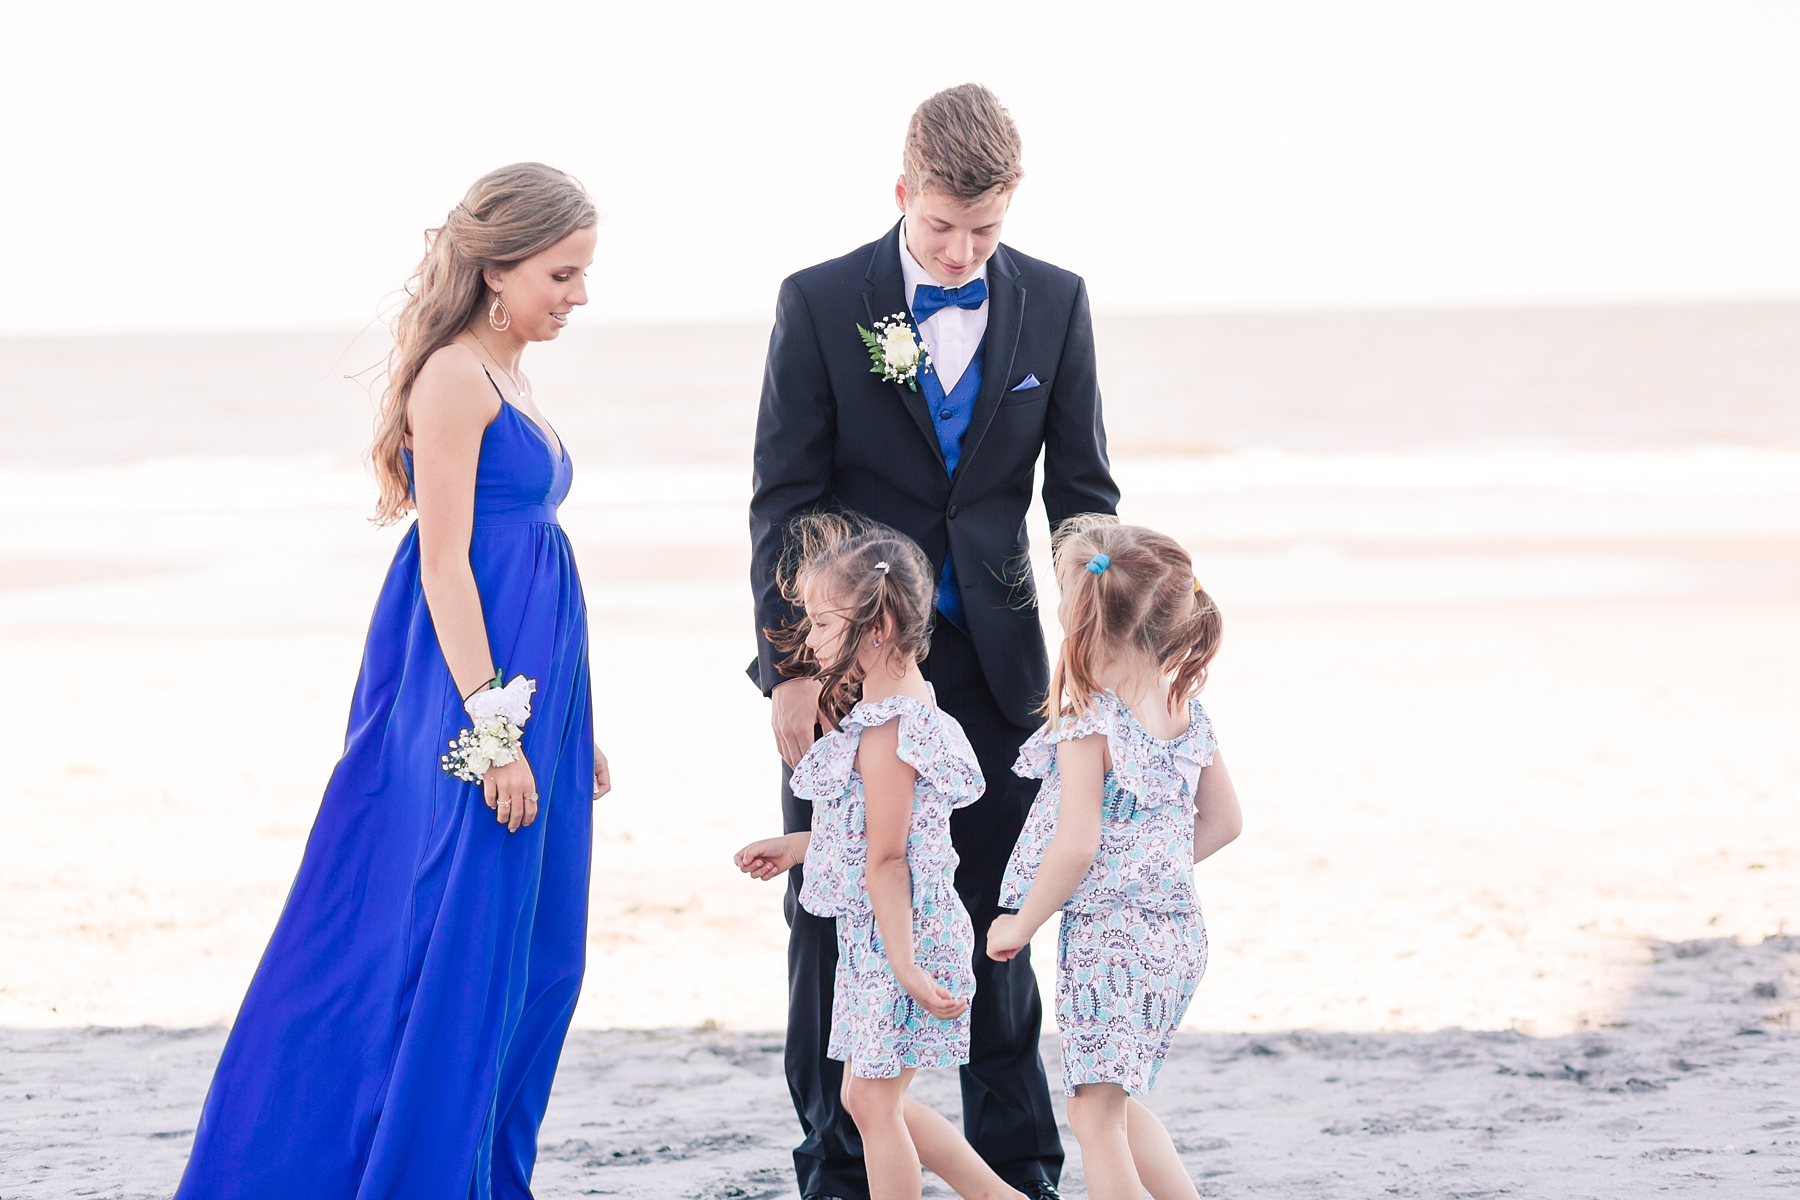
[857,313,931,391]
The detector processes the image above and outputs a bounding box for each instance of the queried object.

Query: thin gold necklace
[470,330,529,402]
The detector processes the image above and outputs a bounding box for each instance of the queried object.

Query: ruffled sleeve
[789,723,858,803]
[790,695,920,799]
[1012,700,1112,780]
[792,721,859,920]
[895,703,985,810]
[1000,700,1113,910]
[1110,698,1217,815]
[1178,701,1218,786]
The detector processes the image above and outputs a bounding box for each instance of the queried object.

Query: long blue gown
[176,392,593,1200]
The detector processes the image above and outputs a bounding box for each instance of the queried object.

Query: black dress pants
[780,620,1064,1199]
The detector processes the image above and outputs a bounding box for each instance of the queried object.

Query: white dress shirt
[899,219,990,393]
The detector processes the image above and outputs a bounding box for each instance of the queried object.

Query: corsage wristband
[442,673,537,783]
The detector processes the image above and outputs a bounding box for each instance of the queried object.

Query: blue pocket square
[1010,374,1041,392]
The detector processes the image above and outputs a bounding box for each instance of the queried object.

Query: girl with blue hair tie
[987,515,1243,1200]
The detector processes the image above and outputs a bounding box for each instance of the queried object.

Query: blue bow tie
[912,278,989,324]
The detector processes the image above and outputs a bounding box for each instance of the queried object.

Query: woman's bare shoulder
[410,341,501,423]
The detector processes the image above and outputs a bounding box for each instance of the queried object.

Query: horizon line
[5,293,1800,342]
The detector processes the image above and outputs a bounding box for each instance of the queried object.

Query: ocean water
[6,302,1800,467]
[2,305,1796,625]
[0,308,1791,648]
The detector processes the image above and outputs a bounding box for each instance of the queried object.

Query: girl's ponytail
[1042,538,1106,720]
[1162,577,1223,708]
[1041,515,1224,720]
[1042,514,1137,720]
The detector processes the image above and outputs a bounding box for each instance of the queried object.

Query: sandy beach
[6,935,1795,1197]
[1,306,1797,1195]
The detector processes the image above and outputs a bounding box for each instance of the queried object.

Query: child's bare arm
[734,832,810,881]
[1193,751,1242,864]
[860,721,966,1020]
[988,733,1105,961]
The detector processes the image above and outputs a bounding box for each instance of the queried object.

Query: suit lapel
[862,222,942,462]
[949,244,1024,492]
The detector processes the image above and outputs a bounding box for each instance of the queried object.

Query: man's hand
[771,677,824,768]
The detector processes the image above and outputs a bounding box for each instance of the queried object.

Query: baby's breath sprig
[857,313,930,391]
[442,716,526,783]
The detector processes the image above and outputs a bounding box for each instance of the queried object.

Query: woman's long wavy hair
[766,513,936,727]
[1044,514,1223,720]
[370,163,597,524]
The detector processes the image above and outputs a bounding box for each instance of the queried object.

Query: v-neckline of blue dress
[482,366,566,463]
[500,397,567,464]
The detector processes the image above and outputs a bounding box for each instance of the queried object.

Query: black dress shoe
[1019,1183,1063,1200]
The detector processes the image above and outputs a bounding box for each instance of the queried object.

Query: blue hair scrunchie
[1086,553,1111,575]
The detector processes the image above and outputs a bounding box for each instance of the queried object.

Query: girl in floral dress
[988,517,1243,1200]
[735,515,1029,1200]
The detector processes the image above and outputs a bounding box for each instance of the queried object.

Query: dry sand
[0,306,1796,1196]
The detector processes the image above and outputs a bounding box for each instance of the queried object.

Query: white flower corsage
[857,313,931,391]
[442,674,536,783]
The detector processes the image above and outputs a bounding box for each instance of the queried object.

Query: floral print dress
[1001,691,1218,1096]
[794,692,985,1079]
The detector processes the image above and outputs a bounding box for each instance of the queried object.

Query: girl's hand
[895,963,968,1020]
[735,834,804,880]
[593,742,612,800]
[484,754,537,833]
[986,913,1033,962]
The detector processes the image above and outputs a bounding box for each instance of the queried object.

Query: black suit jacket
[749,221,1120,729]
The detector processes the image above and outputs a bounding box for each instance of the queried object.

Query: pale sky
[4,0,1798,334]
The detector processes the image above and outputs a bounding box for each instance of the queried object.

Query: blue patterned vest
[917,341,985,632]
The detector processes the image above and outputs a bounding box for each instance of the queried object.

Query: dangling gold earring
[488,296,511,332]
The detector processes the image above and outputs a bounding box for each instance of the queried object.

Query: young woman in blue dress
[176,162,610,1200]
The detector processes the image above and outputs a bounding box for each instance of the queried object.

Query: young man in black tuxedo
[749,83,1120,1200]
